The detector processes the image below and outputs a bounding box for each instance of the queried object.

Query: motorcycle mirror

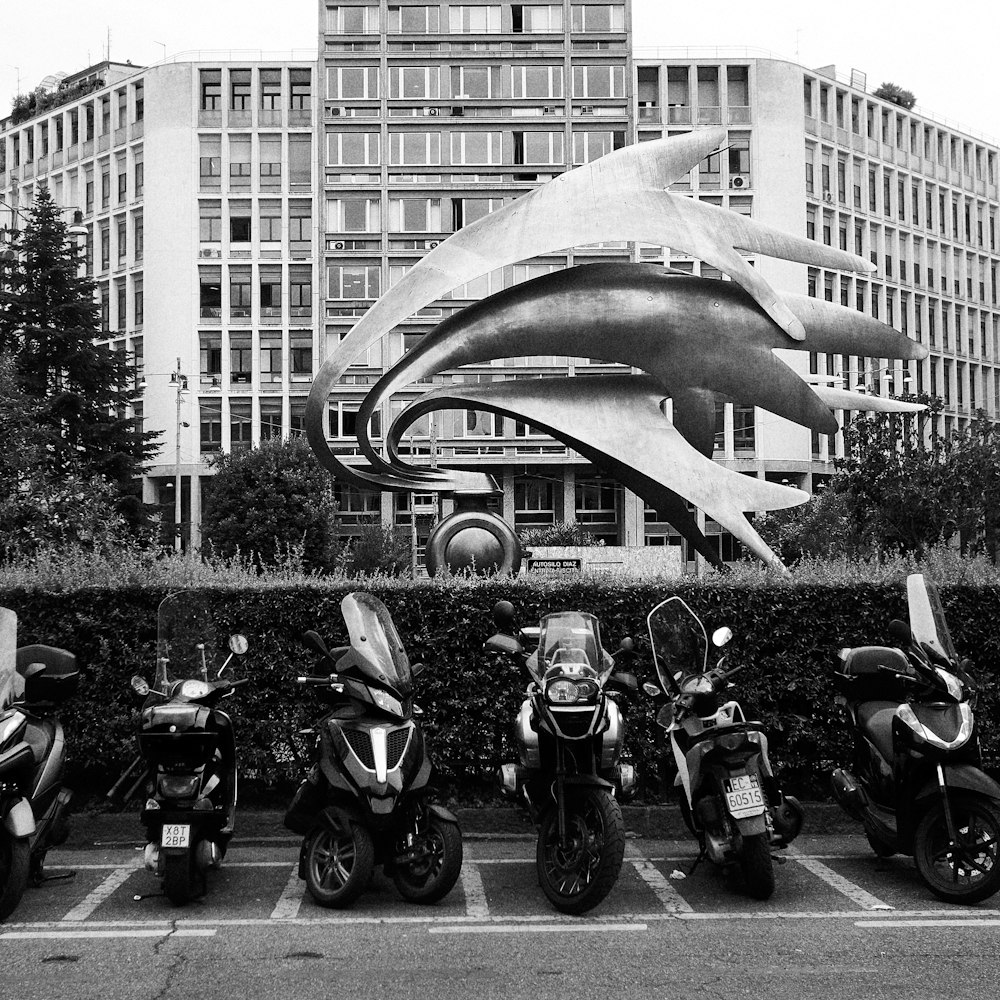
[888,619,912,645]
[712,626,733,648]
[228,634,248,656]
[492,600,517,633]
[411,662,426,677]
[642,681,662,697]
[302,630,330,657]
[130,675,150,696]
[617,637,635,655]
[485,633,523,657]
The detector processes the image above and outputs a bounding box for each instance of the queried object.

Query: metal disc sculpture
[306,129,927,573]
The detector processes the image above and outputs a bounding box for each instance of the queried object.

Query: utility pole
[170,359,188,553]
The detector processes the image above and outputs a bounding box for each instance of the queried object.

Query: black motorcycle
[485,601,638,914]
[108,592,248,905]
[642,597,803,899]
[831,573,1000,904]
[1,607,80,921]
[284,591,462,908]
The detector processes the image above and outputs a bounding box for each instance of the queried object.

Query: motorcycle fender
[2,798,36,838]
[735,813,768,837]
[426,802,459,826]
[915,765,1000,805]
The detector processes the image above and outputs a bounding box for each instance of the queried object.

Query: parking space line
[60,866,139,923]
[460,862,489,919]
[1,928,217,941]
[269,865,305,920]
[629,859,693,913]
[786,847,893,911]
[856,919,1000,929]
[430,923,647,934]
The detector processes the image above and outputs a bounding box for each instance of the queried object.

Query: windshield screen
[906,573,958,663]
[341,592,412,695]
[532,612,607,684]
[0,607,16,708]
[647,597,708,693]
[155,592,220,688]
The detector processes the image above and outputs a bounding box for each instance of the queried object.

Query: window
[199,201,222,243]
[259,200,281,242]
[229,135,251,190]
[260,335,282,384]
[101,95,111,134]
[199,269,221,317]
[572,65,625,99]
[288,134,312,185]
[230,335,252,384]
[388,4,440,32]
[576,476,617,522]
[289,202,312,255]
[450,131,502,165]
[134,159,143,196]
[451,198,503,229]
[571,3,625,31]
[290,333,312,376]
[389,130,441,165]
[229,272,251,320]
[326,197,381,232]
[116,216,127,262]
[389,66,441,100]
[115,280,126,330]
[260,69,281,110]
[389,198,442,231]
[328,264,381,299]
[512,4,563,32]
[101,168,110,208]
[133,279,143,324]
[199,137,221,190]
[200,70,221,110]
[513,130,563,165]
[733,405,755,453]
[200,333,222,378]
[290,272,312,317]
[117,158,127,203]
[572,130,625,164]
[200,402,222,453]
[325,4,379,33]
[259,135,282,189]
[514,476,554,525]
[328,66,379,100]
[134,81,144,121]
[448,5,501,32]
[328,131,380,166]
[289,69,311,110]
[85,177,95,212]
[259,270,281,316]
[230,70,251,111]
[510,65,563,99]
[98,284,110,330]
[450,65,496,99]
[260,399,282,437]
[229,202,251,242]
[116,89,127,130]
[99,224,110,269]
[230,401,253,452]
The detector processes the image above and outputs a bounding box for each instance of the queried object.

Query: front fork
[936,763,960,843]
[554,740,567,847]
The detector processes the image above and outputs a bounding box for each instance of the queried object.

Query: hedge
[3,580,999,805]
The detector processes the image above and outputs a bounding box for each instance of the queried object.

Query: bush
[519,521,603,546]
[345,522,410,576]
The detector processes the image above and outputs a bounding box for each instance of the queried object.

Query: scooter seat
[856,701,898,764]
[22,716,57,766]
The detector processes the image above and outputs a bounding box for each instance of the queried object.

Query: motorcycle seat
[22,716,58,765]
[856,701,898,763]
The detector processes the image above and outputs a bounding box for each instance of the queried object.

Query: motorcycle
[284,591,462,908]
[107,592,248,905]
[831,572,1000,904]
[642,597,804,900]
[0,607,80,921]
[485,600,638,915]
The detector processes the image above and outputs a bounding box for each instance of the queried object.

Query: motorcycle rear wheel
[163,850,198,905]
[304,815,374,909]
[537,788,625,915]
[0,834,30,921]
[392,814,463,904]
[914,793,1000,905]
[739,832,775,900]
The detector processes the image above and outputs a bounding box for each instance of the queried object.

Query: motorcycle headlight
[179,680,211,700]
[370,688,404,716]
[546,679,580,704]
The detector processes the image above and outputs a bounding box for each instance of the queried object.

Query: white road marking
[0,929,216,941]
[269,866,305,920]
[430,923,647,934]
[460,862,489,919]
[60,866,138,922]
[629,859,693,913]
[856,919,1000,929]
[787,846,893,910]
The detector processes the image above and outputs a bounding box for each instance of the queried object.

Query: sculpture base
[424,491,521,576]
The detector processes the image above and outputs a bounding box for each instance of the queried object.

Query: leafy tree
[201,437,346,573]
[0,184,157,493]
[873,82,917,110]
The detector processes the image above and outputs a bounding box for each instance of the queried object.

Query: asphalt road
[3,832,1000,1000]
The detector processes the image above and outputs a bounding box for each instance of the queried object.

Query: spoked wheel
[0,834,31,922]
[739,832,775,900]
[162,850,200,906]
[303,813,374,909]
[536,788,625,915]
[914,793,1000,905]
[391,812,463,904]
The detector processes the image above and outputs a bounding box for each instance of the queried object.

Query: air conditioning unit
[332,240,346,251]
[730,175,749,189]
[198,248,221,258]
[423,107,440,116]
[580,105,594,115]
[424,240,441,250]
[327,107,345,118]
[450,106,465,117]
[542,106,557,115]
[823,191,834,203]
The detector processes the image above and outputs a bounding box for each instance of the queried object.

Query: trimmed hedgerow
[3,579,999,803]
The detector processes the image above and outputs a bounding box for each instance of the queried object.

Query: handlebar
[297,675,340,686]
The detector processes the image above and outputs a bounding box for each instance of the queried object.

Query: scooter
[485,601,638,914]
[642,597,803,900]
[284,591,462,908]
[107,592,248,905]
[831,573,1000,904]
[1,606,80,921]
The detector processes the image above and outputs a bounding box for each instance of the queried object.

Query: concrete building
[2,1,998,567]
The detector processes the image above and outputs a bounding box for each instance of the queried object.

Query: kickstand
[687,845,707,877]
[32,864,77,887]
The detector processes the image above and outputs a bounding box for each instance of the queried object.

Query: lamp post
[169,360,189,553]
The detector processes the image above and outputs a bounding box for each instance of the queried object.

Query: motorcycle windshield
[647,597,708,694]
[906,574,958,663]
[533,612,608,686]
[341,592,412,696]
[0,606,16,708]
[155,592,219,688]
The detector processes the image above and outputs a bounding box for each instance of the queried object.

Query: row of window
[199,331,314,384]
[198,269,313,319]
[635,63,750,126]
[96,276,144,334]
[200,69,312,112]
[198,200,312,247]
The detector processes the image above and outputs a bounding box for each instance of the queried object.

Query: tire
[303,814,375,909]
[740,832,775,900]
[865,826,896,859]
[392,813,463,904]
[914,793,1000,905]
[0,834,31,922]
[536,788,625,915]
[163,851,198,906]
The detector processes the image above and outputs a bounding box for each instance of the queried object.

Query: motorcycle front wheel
[537,788,625,915]
[0,834,30,921]
[303,814,374,909]
[739,832,775,900]
[391,813,463,904]
[163,850,198,905]
[914,793,1000,905]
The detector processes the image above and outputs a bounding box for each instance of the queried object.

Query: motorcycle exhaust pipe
[195,839,221,871]
[497,763,526,798]
[830,768,867,819]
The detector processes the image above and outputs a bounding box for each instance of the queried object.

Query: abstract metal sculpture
[306,130,928,571]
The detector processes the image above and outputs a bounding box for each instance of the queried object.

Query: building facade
[2,1,998,567]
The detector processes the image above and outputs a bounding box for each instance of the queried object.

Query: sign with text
[527,557,583,576]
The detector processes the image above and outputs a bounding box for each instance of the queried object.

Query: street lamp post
[169,360,189,553]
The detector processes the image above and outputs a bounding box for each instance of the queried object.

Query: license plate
[161,824,190,848]
[724,774,765,818]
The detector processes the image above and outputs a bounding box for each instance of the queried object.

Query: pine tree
[0,184,158,492]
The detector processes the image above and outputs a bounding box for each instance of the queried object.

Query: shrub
[519,521,603,546]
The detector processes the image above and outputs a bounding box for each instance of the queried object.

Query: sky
[1,0,996,141]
